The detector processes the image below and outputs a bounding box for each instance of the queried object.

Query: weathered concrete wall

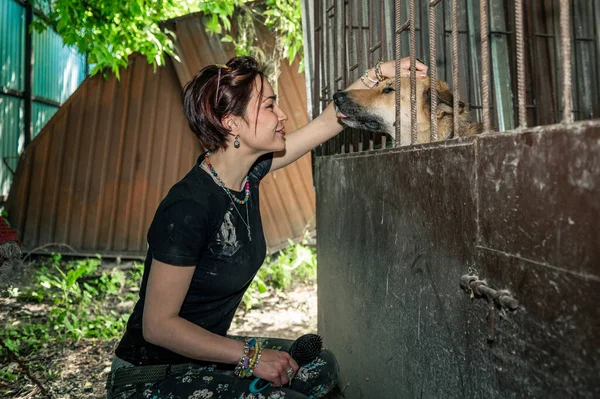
[316,121,600,398]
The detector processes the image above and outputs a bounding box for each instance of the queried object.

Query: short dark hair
[182,56,266,152]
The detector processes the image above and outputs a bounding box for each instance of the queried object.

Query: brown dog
[333,77,482,145]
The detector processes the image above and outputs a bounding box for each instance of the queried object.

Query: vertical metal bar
[24,2,33,147]
[358,0,365,152]
[594,0,600,119]
[380,0,387,150]
[395,4,409,146]
[314,0,321,120]
[515,0,526,127]
[358,0,364,69]
[368,0,373,67]
[429,0,442,142]
[342,0,348,88]
[560,0,573,123]
[480,0,491,131]
[466,0,483,122]
[347,0,355,153]
[330,1,341,153]
[368,0,374,150]
[395,1,402,146]
[451,0,460,136]
[381,0,386,62]
[410,0,417,144]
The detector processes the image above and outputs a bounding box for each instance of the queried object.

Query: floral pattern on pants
[107,336,339,399]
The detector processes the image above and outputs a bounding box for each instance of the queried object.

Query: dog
[333,76,482,145]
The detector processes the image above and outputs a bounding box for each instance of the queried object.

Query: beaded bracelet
[360,69,380,89]
[234,338,263,378]
[234,338,252,377]
[374,60,387,81]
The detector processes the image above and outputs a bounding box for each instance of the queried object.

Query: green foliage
[264,0,304,68]
[32,0,304,78]
[1,240,314,363]
[242,240,316,310]
[32,0,200,78]
[0,255,140,359]
[198,0,249,35]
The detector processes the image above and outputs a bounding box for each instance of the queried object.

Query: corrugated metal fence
[0,0,87,197]
[6,13,316,256]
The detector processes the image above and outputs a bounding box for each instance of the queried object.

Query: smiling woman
[104,55,419,399]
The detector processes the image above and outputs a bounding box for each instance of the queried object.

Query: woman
[107,56,428,399]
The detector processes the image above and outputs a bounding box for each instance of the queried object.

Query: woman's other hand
[252,348,300,386]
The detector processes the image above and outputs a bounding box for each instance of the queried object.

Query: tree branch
[0,339,52,399]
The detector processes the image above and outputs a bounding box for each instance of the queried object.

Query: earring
[234,135,240,148]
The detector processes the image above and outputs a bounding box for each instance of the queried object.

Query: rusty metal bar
[480,0,491,131]
[395,3,409,146]
[347,0,356,153]
[332,0,338,93]
[428,0,442,142]
[380,0,385,63]
[358,0,365,152]
[380,0,386,150]
[368,0,374,66]
[367,0,374,151]
[560,0,573,123]
[410,0,417,144]
[460,275,520,310]
[515,0,527,127]
[451,0,460,136]
[331,0,341,153]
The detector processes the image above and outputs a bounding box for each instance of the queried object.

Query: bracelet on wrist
[374,60,387,81]
[234,337,262,379]
[361,69,379,88]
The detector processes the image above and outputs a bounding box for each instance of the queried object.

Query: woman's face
[237,76,288,153]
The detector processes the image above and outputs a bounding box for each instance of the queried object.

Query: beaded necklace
[204,153,250,204]
[203,152,252,241]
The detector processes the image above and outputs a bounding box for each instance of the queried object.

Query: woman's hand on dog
[379,58,428,78]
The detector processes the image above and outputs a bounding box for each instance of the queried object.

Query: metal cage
[305,0,600,155]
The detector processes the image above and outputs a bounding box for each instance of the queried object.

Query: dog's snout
[333,91,348,105]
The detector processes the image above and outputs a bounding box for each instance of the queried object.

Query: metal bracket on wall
[460,274,519,342]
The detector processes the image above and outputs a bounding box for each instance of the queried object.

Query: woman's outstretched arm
[270,58,428,172]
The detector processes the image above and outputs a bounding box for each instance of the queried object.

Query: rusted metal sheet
[6,13,316,256]
[316,121,600,398]
[6,55,201,256]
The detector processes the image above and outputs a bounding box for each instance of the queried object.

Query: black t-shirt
[115,152,273,366]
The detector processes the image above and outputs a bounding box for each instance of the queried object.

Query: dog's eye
[382,87,395,94]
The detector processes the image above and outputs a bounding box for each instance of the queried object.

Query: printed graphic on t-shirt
[212,208,241,257]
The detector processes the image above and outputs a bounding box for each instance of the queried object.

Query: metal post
[409,0,417,144]
[395,2,409,146]
[480,0,491,131]
[24,2,33,147]
[429,0,443,142]
[515,0,527,127]
[560,0,573,123]
[451,0,460,136]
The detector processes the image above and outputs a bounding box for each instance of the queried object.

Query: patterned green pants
[107,337,339,399]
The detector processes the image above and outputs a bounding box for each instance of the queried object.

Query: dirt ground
[0,275,321,399]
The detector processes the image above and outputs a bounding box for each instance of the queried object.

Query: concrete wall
[316,121,600,398]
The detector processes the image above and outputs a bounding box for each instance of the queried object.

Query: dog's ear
[438,85,466,112]
[437,86,453,107]
[425,84,465,117]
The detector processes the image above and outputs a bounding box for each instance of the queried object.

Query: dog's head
[333,77,482,144]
